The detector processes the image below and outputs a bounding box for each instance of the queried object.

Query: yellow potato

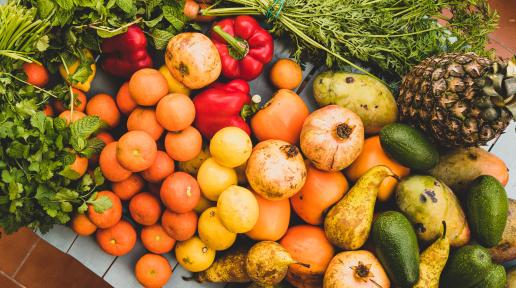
[217,185,259,233]
[175,236,216,272]
[210,127,252,168]
[198,207,237,251]
[197,158,238,201]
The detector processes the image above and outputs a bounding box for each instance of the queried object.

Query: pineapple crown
[478,55,516,120]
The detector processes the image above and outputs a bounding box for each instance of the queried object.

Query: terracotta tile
[489,0,516,50]
[0,228,39,276]
[14,240,112,288]
[0,272,22,288]
[487,39,514,58]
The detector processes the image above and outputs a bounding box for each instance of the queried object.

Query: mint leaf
[55,0,74,10]
[96,27,129,38]
[79,138,105,158]
[116,0,135,14]
[71,116,104,140]
[145,14,163,28]
[151,29,175,50]
[163,5,187,31]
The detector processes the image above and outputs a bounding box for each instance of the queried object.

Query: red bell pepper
[210,16,274,81]
[101,25,153,78]
[193,79,257,139]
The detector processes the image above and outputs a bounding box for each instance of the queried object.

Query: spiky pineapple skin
[398,52,511,147]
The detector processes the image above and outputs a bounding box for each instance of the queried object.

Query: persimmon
[86,93,120,128]
[116,131,158,172]
[66,154,88,180]
[42,104,54,116]
[127,108,164,141]
[87,191,123,229]
[23,62,49,87]
[99,142,132,182]
[142,151,175,183]
[291,161,349,225]
[116,82,137,115]
[96,220,137,256]
[251,89,309,144]
[161,209,197,241]
[112,174,144,201]
[156,93,195,131]
[54,88,87,113]
[71,214,97,236]
[280,225,335,288]
[129,192,162,226]
[135,253,172,288]
[160,172,200,213]
[345,136,410,201]
[270,59,303,90]
[246,194,290,241]
[164,126,202,162]
[141,224,176,254]
[59,110,86,125]
[129,68,168,106]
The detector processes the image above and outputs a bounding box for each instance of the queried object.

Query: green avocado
[371,211,419,288]
[466,175,509,247]
[379,123,439,170]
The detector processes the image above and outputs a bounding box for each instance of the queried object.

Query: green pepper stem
[240,94,261,120]
[212,25,249,60]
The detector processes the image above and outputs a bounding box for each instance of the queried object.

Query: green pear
[246,241,304,286]
[413,222,450,288]
[324,165,395,250]
[194,247,250,283]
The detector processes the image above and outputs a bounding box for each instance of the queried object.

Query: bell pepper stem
[241,94,262,120]
[213,25,249,60]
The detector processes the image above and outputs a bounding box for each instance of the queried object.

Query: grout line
[101,256,118,278]
[12,238,40,278]
[0,270,26,288]
[65,235,79,254]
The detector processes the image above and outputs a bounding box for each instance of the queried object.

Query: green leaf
[60,202,73,213]
[116,0,135,14]
[36,35,50,52]
[30,112,47,133]
[146,0,163,17]
[145,14,164,28]
[79,138,105,158]
[36,0,55,18]
[69,62,92,84]
[54,188,79,201]
[55,0,74,10]
[93,167,105,186]
[106,0,117,9]
[87,195,112,213]
[151,29,176,50]
[96,27,128,39]
[7,142,28,158]
[163,5,187,31]
[59,166,81,180]
[70,116,104,141]
[77,202,88,214]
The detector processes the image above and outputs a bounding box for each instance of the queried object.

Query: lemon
[210,127,252,168]
[217,185,259,233]
[198,207,237,251]
[197,158,237,201]
[193,194,215,215]
[175,236,216,272]
[158,65,190,95]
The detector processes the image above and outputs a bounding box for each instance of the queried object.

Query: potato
[396,175,470,247]
[313,71,398,134]
[428,147,509,194]
[165,32,221,89]
[490,199,516,263]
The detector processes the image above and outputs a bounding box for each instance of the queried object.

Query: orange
[42,104,54,116]
[156,94,195,131]
[164,126,202,161]
[23,62,49,87]
[246,194,290,241]
[99,142,132,182]
[67,154,88,179]
[142,151,175,183]
[161,210,197,241]
[116,131,158,172]
[112,174,144,201]
[127,108,164,141]
[345,136,410,201]
[89,132,115,166]
[160,172,200,213]
[54,88,87,113]
[86,93,120,128]
[270,59,303,90]
[141,224,176,254]
[116,82,138,115]
[87,191,122,229]
[59,110,86,125]
[71,214,97,236]
[135,254,172,288]
[129,192,162,226]
[96,220,137,256]
[129,68,168,106]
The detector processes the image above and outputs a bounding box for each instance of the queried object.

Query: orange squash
[280,225,335,288]
[246,193,290,241]
[291,161,348,225]
[251,89,309,144]
[345,136,410,201]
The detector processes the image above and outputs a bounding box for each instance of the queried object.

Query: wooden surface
[37,38,516,287]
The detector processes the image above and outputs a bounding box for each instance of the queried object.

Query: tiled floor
[0,1,514,287]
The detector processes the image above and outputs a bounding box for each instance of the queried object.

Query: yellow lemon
[159,65,190,96]
[198,207,237,251]
[197,158,237,201]
[175,236,216,272]
[210,127,252,168]
[217,185,259,233]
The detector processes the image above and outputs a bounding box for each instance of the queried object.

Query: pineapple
[398,52,515,147]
